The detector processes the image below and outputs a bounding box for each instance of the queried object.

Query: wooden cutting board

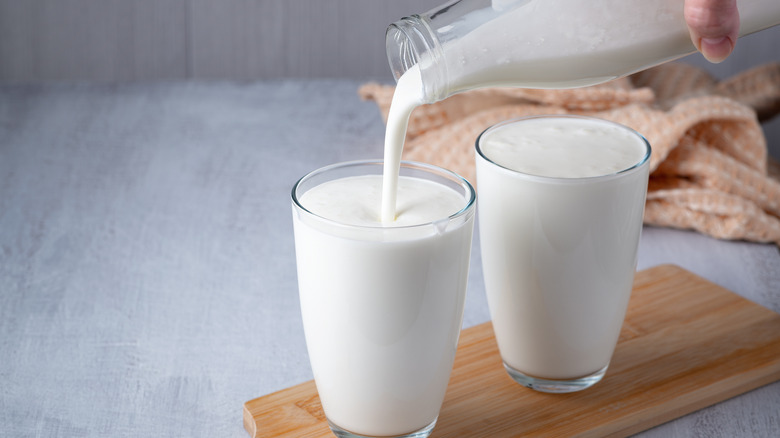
[243,265,780,437]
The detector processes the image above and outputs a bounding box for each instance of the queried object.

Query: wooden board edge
[600,362,780,438]
[243,404,258,438]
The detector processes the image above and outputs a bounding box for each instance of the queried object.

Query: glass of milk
[475,115,651,393]
[292,160,476,438]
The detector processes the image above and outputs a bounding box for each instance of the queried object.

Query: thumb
[684,0,740,63]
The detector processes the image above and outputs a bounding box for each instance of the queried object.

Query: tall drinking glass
[292,160,476,437]
[476,115,651,393]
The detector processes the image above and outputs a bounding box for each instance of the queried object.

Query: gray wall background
[0,0,443,82]
[0,0,778,155]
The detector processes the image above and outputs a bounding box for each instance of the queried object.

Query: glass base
[503,362,609,393]
[327,417,437,438]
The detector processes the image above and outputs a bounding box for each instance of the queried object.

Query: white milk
[476,116,650,381]
[431,0,780,94]
[294,172,474,436]
[303,174,464,228]
[444,0,691,91]
[381,65,424,223]
[480,117,648,178]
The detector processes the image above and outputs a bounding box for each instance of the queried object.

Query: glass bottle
[386,0,780,104]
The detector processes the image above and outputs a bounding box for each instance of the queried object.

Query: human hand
[685,0,740,63]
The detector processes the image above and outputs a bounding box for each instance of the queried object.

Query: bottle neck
[386,15,448,103]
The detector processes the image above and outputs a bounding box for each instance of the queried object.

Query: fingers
[684,0,740,63]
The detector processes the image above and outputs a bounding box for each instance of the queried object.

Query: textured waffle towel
[359,62,780,246]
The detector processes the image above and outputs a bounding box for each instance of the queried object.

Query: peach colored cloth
[359,62,780,245]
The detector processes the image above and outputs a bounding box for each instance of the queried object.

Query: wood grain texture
[243,265,780,438]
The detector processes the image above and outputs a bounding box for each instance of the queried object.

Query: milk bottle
[386,0,780,103]
[380,0,779,219]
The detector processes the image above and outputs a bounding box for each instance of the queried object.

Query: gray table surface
[1,81,778,438]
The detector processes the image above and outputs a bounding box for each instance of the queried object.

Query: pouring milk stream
[381,0,780,221]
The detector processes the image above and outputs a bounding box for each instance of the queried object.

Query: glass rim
[475,115,652,183]
[291,159,476,231]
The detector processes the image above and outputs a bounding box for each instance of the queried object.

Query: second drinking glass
[476,115,651,393]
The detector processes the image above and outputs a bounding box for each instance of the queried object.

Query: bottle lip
[386,15,447,103]
[385,17,419,83]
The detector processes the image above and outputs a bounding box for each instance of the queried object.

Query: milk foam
[301,174,465,227]
[478,117,648,178]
